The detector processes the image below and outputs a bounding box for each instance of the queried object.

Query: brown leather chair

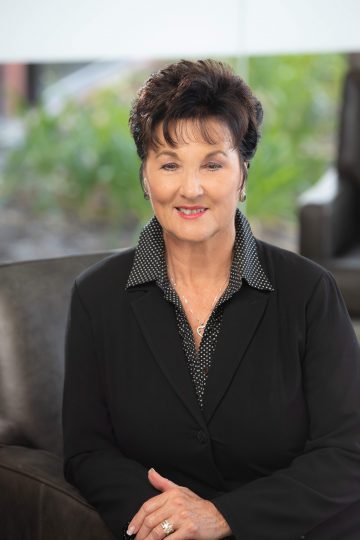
[1,250,360,539]
[0,251,121,539]
[298,69,360,315]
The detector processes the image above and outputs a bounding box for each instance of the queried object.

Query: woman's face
[143,117,244,245]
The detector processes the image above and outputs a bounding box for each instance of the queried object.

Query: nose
[179,170,204,199]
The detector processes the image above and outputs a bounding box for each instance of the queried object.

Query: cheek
[212,176,241,199]
[149,179,176,208]
[148,179,175,203]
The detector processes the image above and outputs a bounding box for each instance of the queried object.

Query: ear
[241,161,249,189]
[144,176,151,191]
[141,159,151,199]
[238,170,246,192]
[238,168,247,202]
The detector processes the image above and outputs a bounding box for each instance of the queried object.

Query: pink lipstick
[175,206,208,220]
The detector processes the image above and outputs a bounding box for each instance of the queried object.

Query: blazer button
[197,430,208,444]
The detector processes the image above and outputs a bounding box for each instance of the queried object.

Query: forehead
[151,117,234,150]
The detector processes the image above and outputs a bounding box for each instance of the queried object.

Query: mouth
[175,207,208,219]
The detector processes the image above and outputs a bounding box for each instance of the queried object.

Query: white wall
[0,0,359,62]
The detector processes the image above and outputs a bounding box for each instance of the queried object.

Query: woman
[62,59,360,540]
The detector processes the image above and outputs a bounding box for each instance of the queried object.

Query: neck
[164,224,235,290]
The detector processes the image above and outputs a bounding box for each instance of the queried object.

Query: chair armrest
[297,168,355,260]
[0,444,117,539]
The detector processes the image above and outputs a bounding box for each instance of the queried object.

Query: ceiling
[0,0,359,62]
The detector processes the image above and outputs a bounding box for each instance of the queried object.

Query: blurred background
[0,0,359,331]
[0,54,347,257]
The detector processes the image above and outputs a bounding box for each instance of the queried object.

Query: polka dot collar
[125,208,274,292]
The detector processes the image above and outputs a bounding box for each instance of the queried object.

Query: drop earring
[239,163,248,203]
[143,177,150,200]
[239,190,247,203]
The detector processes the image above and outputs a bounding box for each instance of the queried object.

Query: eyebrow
[155,150,228,160]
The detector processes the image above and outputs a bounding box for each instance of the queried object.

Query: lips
[175,207,208,219]
[176,207,207,215]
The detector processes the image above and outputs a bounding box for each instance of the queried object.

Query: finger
[148,468,178,492]
[136,512,175,540]
[128,493,168,535]
[151,524,193,540]
[137,490,196,540]
[135,509,177,540]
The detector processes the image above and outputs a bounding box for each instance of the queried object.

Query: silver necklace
[168,269,229,338]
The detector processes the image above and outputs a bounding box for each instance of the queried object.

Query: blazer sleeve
[211,270,360,540]
[62,280,160,539]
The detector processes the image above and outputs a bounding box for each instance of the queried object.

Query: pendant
[197,323,206,337]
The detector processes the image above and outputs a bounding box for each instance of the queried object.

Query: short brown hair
[129,58,263,193]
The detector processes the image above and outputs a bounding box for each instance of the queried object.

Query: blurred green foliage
[2,54,347,226]
[2,89,146,225]
[245,54,346,221]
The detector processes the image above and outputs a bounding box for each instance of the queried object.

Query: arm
[211,271,360,540]
[62,280,160,538]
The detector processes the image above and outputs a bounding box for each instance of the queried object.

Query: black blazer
[62,239,360,540]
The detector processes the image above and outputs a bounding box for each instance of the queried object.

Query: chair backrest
[338,69,360,191]
[336,68,360,244]
[0,250,123,458]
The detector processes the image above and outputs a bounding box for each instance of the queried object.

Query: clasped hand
[127,468,231,540]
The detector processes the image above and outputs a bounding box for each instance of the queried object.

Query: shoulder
[73,247,136,302]
[255,239,332,294]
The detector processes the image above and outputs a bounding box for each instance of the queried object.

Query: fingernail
[148,467,155,473]
[127,526,135,535]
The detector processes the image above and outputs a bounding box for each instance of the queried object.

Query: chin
[170,228,215,244]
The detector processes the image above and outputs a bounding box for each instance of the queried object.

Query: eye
[205,162,222,171]
[161,163,178,171]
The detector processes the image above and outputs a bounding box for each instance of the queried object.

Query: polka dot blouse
[125,207,274,410]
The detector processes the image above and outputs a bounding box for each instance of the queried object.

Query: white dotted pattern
[126,208,274,410]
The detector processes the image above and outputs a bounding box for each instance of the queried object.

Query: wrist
[207,501,232,539]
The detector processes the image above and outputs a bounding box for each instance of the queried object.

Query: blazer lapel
[202,285,271,424]
[128,284,207,430]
